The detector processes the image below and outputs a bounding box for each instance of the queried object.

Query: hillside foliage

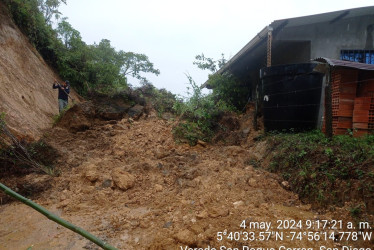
[4,0,159,96]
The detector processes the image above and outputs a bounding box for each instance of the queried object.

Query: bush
[173,122,210,145]
[193,53,250,111]
[267,130,374,211]
[152,88,177,116]
[172,75,235,145]
[206,72,250,111]
[130,82,177,116]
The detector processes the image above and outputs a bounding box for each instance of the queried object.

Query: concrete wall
[275,14,374,60]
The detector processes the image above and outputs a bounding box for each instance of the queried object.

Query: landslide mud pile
[2,104,370,250]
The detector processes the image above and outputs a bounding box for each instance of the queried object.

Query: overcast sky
[59,0,374,96]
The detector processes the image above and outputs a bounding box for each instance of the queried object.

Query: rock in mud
[154,184,163,192]
[173,229,197,246]
[101,179,112,188]
[208,207,229,218]
[196,210,208,219]
[163,221,173,228]
[197,140,207,147]
[247,178,257,187]
[57,199,70,208]
[233,200,245,209]
[111,168,135,190]
[161,112,173,120]
[92,92,132,120]
[57,102,94,132]
[281,181,290,190]
[242,127,250,135]
[84,164,99,182]
[128,104,144,120]
[155,146,170,159]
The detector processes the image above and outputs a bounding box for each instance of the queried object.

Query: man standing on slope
[53,79,70,113]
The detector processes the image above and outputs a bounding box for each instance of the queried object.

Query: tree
[84,40,160,92]
[56,18,83,49]
[193,53,227,73]
[54,18,90,93]
[86,39,127,91]
[119,51,160,83]
[37,0,67,23]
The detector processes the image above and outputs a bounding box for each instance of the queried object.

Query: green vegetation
[267,130,374,211]
[349,203,364,218]
[172,75,234,145]
[4,0,159,96]
[206,73,249,110]
[193,53,227,73]
[83,81,178,121]
[137,85,177,117]
[171,53,250,146]
[118,82,177,116]
[170,53,251,146]
[193,53,250,110]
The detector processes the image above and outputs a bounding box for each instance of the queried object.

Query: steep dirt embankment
[0,2,78,140]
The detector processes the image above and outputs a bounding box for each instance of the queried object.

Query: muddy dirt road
[0,115,372,249]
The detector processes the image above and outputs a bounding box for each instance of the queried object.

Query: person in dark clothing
[53,79,70,113]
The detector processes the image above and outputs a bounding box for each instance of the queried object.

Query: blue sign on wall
[341,50,374,64]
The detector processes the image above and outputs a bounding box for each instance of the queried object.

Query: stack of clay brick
[353,79,374,136]
[330,69,358,135]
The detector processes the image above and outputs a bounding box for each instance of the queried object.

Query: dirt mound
[56,99,146,132]
[89,92,134,120]
[0,2,80,140]
[57,102,96,132]
[212,104,264,146]
[2,111,371,249]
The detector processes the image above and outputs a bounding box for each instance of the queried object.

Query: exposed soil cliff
[0,2,79,140]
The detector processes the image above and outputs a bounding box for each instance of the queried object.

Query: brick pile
[330,69,358,135]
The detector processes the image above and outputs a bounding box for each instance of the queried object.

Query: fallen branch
[0,182,118,250]
[0,115,55,175]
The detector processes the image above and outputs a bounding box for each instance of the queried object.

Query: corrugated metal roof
[313,57,374,71]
